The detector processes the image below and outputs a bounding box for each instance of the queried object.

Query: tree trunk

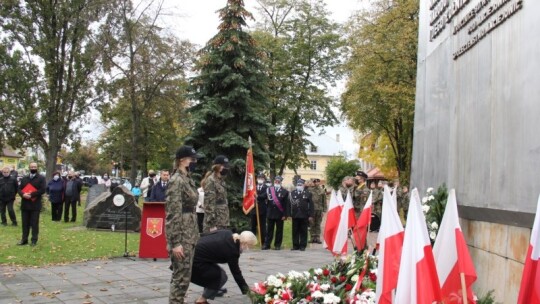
[45,133,59,180]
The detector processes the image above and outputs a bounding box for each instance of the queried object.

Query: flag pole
[249,136,263,247]
[460,272,469,304]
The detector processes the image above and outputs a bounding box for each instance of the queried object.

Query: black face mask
[149,174,156,178]
[30,169,38,174]
[186,162,196,172]
[221,167,229,176]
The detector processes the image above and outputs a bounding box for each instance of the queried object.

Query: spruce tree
[187,0,272,206]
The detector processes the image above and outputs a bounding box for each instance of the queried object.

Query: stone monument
[85,184,107,209]
[84,185,141,231]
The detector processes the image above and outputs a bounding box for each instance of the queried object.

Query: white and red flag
[323,190,342,253]
[396,188,442,304]
[376,185,404,304]
[333,190,355,255]
[353,191,373,251]
[241,144,256,214]
[433,189,477,304]
[517,194,540,304]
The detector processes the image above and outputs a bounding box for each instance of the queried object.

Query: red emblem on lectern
[146,218,163,238]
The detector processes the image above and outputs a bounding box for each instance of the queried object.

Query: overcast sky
[85,0,366,157]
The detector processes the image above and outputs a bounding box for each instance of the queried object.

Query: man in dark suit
[148,169,169,202]
[250,174,268,248]
[63,171,82,222]
[263,176,289,250]
[17,162,46,246]
[0,166,18,226]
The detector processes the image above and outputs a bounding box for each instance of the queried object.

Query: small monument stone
[85,184,107,209]
[84,186,141,231]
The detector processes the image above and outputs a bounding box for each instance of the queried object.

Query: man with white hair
[190,230,257,303]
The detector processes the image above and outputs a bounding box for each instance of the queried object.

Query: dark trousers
[250,212,266,246]
[197,212,204,234]
[201,267,227,300]
[265,218,284,248]
[51,203,63,221]
[64,196,77,222]
[292,218,309,249]
[21,209,40,243]
[0,200,17,224]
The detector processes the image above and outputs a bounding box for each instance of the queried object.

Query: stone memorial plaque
[84,185,141,231]
[85,184,107,209]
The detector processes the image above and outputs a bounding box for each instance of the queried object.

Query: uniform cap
[176,145,201,159]
[257,173,266,178]
[355,170,368,179]
[274,176,283,182]
[213,155,229,165]
[313,178,321,183]
[296,179,305,185]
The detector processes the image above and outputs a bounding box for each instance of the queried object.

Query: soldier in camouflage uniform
[352,171,369,218]
[338,176,355,201]
[308,178,326,244]
[203,155,230,232]
[370,180,384,218]
[166,146,201,304]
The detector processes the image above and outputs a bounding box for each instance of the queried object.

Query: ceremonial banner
[242,146,256,215]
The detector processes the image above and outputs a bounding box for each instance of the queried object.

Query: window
[310,160,317,170]
[310,145,318,153]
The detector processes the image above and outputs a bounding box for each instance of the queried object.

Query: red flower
[369,273,377,282]
[345,284,353,291]
[323,269,330,276]
[340,275,346,282]
[282,292,290,300]
[331,276,338,283]
[306,296,312,301]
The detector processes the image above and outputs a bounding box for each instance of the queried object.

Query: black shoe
[273,247,281,250]
[12,222,17,226]
[216,288,227,297]
[17,241,28,245]
[300,248,306,251]
[70,219,76,222]
[291,248,299,251]
[1,222,7,226]
[314,239,322,244]
[262,246,270,250]
[30,242,37,246]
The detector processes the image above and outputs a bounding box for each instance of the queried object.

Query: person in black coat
[263,176,289,250]
[63,171,82,222]
[191,230,257,304]
[148,170,169,202]
[250,174,268,247]
[17,162,46,246]
[46,171,65,221]
[287,179,314,251]
[0,166,19,226]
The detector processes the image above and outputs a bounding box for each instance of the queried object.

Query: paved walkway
[0,243,336,304]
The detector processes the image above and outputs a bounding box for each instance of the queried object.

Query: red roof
[366,167,385,179]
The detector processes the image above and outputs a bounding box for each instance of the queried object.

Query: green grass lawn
[0,193,294,267]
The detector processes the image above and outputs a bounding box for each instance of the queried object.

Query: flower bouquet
[249,251,378,303]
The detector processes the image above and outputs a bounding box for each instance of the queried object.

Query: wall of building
[413,1,538,302]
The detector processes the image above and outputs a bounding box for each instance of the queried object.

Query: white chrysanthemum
[288,270,303,279]
[422,197,428,204]
[312,290,324,298]
[264,294,272,303]
[304,271,311,278]
[428,195,435,201]
[314,268,323,275]
[427,187,434,193]
[323,292,341,303]
[320,283,331,291]
[274,294,279,300]
[370,268,377,275]
[267,275,282,287]
[351,274,359,282]
[430,231,437,240]
[422,205,430,212]
[431,222,439,229]
[276,272,285,278]
[286,282,292,288]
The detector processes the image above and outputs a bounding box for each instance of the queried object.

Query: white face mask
[274,183,281,188]
[265,182,271,187]
[53,176,60,181]
[257,179,264,184]
[296,186,304,192]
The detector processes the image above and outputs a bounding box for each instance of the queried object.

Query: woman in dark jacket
[191,230,257,304]
[46,171,65,221]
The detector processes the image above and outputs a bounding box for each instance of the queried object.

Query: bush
[324,157,360,190]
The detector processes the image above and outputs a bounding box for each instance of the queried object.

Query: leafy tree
[0,0,114,178]
[63,141,99,174]
[97,0,194,183]
[341,0,418,185]
[359,132,398,179]
[325,157,360,190]
[187,0,272,202]
[253,0,344,177]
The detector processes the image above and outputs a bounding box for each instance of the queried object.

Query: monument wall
[412,0,539,300]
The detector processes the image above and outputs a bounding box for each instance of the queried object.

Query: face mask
[257,179,264,184]
[30,169,37,174]
[53,176,59,181]
[187,161,196,172]
[274,183,281,188]
[149,174,156,178]
[220,167,229,176]
[265,182,271,187]
[104,176,109,180]
[296,186,304,192]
